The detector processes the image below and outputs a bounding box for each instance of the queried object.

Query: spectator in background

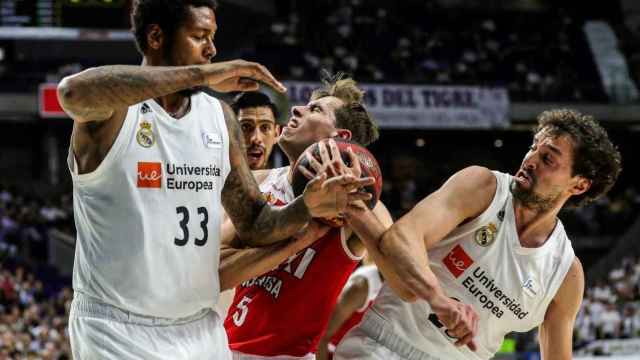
[575,306,596,346]
[599,302,622,339]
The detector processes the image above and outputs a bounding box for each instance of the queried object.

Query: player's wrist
[295,194,313,220]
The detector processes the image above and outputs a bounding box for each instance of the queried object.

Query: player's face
[238,106,280,170]
[279,96,344,159]
[512,128,584,210]
[168,6,217,67]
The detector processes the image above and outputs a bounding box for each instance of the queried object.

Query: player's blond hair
[311,72,379,146]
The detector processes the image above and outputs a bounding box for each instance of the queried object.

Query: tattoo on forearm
[59,65,204,119]
[221,103,311,246]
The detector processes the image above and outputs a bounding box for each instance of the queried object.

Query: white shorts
[334,311,440,360]
[69,292,232,360]
[231,351,315,360]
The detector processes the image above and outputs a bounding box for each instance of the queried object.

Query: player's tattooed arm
[221,102,313,247]
[219,219,328,291]
[58,65,206,123]
[57,60,286,123]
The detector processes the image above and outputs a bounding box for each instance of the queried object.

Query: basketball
[291,138,383,227]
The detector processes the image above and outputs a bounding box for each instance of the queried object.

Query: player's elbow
[57,76,79,113]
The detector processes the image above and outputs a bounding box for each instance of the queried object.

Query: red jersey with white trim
[224,166,363,357]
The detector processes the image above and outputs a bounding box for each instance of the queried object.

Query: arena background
[1,0,640,359]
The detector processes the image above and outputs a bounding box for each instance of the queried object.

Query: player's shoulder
[446,166,497,197]
[253,166,289,185]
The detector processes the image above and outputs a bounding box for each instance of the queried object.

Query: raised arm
[539,258,584,360]
[60,61,288,174]
[57,60,287,124]
[221,104,372,247]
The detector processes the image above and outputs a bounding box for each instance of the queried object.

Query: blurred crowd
[0,185,73,359]
[0,261,72,360]
[575,255,640,347]
[258,0,607,102]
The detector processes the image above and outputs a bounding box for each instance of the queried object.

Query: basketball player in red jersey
[220,75,411,359]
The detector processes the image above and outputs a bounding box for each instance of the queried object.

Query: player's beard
[510,179,559,212]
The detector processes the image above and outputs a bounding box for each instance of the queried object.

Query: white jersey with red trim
[68,94,230,318]
[369,171,575,360]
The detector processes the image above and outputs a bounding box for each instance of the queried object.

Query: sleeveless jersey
[68,94,230,319]
[329,265,383,350]
[225,166,363,358]
[370,171,575,360]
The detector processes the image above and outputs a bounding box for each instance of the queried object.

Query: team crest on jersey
[474,223,497,247]
[136,120,155,148]
[263,192,276,204]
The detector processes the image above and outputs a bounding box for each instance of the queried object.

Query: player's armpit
[221,102,311,247]
[538,258,584,360]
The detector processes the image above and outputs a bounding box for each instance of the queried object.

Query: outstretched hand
[204,60,287,93]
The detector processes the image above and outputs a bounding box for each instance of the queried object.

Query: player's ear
[147,24,164,51]
[335,129,352,141]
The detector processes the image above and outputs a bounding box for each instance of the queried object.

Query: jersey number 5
[232,296,253,327]
[175,206,209,246]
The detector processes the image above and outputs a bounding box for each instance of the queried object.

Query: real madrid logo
[474,223,497,247]
[136,120,155,148]
[263,192,276,205]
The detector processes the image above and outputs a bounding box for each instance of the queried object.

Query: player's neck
[139,57,191,119]
[155,94,191,119]
[512,200,562,248]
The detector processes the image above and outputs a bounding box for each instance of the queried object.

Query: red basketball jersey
[224,167,362,357]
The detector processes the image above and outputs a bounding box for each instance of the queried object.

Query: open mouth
[247,148,264,162]
[515,169,532,186]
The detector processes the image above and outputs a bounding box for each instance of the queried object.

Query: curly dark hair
[310,72,379,147]
[536,109,622,208]
[131,0,218,55]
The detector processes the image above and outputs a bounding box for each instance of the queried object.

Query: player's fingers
[306,171,327,191]
[454,333,476,350]
[237,78,260,91]
[347,192,372,203]
[305,151,323,173]
[346,146,362,177]
[327,139,346,175]
[298,164,316,180]
[318,140,337,175]
[237,62,287,93]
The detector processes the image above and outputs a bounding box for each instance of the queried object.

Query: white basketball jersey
[371,171,575,360]
[346,265,383,312]
[68,93,230,318]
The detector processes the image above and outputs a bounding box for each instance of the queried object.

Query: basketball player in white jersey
[57,1,372,358]
[332,109,622,360]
